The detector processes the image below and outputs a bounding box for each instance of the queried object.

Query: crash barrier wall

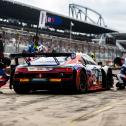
[2,29,122,66]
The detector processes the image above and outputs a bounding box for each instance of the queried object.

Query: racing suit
[27,42,37,53]
[24,41,48,53]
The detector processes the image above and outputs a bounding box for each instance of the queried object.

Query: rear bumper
[13,79,74,90]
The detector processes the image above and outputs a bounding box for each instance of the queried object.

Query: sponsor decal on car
[28,67,53,71]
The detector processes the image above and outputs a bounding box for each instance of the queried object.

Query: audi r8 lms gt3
[9,53,113,94]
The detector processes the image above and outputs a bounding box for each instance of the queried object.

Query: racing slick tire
[101,68,113,90]
[13,82,31,94]
[101,69,107,88]
[78,71,87,93]
[106,68,113,89]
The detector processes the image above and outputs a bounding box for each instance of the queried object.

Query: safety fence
[3,30,122,66]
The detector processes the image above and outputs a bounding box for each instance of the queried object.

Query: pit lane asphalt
[0,70,126,126]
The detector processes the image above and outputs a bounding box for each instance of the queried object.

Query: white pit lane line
[67,99,126,126]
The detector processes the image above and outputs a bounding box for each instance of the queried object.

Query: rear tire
[106,68,113,89]
[101,69,107,88]
[101,68,113,90]
[79,71,87,93]
[13,82,31,94]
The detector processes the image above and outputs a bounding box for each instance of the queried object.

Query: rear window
[30,57,67,65]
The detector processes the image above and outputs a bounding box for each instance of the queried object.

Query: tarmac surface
[1,70,126,126]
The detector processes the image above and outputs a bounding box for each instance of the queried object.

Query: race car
[9,53,113,94]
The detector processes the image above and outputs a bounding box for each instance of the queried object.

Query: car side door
[82,55,102,86]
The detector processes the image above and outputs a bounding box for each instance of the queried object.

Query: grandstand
[0,0,121,65]
[0,0,115,33]
[111,33,126,54]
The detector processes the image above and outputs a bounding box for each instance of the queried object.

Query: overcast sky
[14,0,126,33]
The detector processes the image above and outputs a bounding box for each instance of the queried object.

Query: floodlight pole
[36,24,39,37]
[69,21,73,50]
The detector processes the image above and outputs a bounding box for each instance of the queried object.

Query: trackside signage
[39,11,46,29]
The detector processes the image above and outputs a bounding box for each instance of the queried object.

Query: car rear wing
[10,52,76,66]
[10,53,76,59]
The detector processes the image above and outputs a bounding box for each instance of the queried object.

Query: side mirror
[71,53,76,59]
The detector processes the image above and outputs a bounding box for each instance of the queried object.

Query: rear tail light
[49,78,61,82]
[54,68,73,72]
[20,78,29,82]
[15,67,28,73]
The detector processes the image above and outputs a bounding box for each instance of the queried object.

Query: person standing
[116,58,126,89]
[24,36,48,53]
[24,36,39,53]
[0,34,4,59]
[0,34,10,90]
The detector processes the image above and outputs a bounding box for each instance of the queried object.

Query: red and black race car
[10,53,113,94]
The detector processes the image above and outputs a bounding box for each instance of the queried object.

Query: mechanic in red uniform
[0,34,10,88]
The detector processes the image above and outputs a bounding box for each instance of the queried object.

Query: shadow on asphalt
[28,88,111,95]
